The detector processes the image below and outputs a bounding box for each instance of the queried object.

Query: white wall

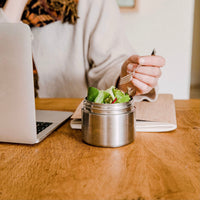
[120,0,195,99]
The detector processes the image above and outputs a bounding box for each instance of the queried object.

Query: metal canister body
[82,99,135,147]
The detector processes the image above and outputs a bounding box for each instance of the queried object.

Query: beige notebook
[70,94,177,132]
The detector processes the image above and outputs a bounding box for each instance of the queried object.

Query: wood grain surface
[0,98,199,200]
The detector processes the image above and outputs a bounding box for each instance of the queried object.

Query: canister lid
[83,98,135,115]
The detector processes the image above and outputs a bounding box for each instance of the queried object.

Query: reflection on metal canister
[82,99,136,147]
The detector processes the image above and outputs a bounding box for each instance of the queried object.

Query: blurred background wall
[119,0,198,99]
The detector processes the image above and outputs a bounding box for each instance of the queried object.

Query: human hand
[119,54,165,95]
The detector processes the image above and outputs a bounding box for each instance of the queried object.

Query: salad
[87,86,131,104]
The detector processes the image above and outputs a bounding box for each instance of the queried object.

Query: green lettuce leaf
[87,87,99,102]
[94,90,110,103]
[87,86,131,104]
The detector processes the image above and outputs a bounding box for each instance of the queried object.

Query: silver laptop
[0,23,73,144]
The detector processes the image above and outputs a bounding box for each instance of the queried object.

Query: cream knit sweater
[0,0,157,101]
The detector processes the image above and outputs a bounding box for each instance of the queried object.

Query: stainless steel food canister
[82,99,136,147]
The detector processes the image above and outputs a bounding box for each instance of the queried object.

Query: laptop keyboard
[36,122,53,134]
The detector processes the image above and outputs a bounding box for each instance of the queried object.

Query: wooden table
[0,98,200,200]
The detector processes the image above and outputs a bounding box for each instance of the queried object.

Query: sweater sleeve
[0,8,9,22]
[86,0,157,102]
[86,0,133,89]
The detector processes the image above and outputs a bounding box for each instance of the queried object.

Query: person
[0,0,165,101]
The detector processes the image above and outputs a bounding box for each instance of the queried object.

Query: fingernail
[134,65,141,72]
[127,63,132,71]
[139,58,145,65]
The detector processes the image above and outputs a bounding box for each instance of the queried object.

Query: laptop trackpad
[36,110,73,123]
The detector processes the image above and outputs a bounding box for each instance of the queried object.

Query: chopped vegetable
[112,98,117,104]
[113,88,130,103]
[87,86,131,104]
[87,87,99,102]
[105,86,115,100]
[94,90,110,104]
[104,96,113,104]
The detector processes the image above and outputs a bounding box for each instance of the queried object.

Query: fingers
[139,56,165,67]
[122,54,165,95]
[131,78,152,95]
[127,64,162,78]
[135,66,162,77]
[133,73,158,88]
[127,63,138,73]
[128,55,165,67]
[127,55,140,65]
[126,63,159,94]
